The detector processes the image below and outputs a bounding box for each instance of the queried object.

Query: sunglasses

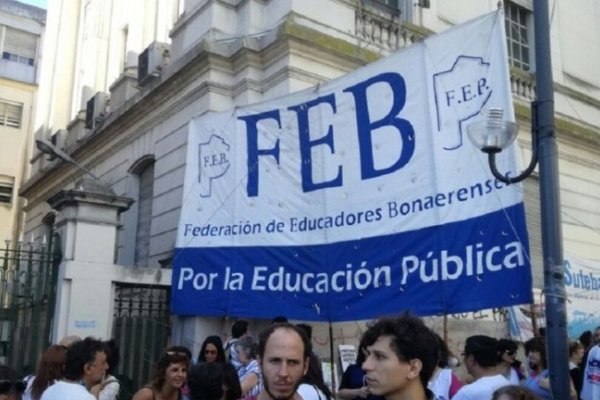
[0,380,26,393]
[505,350,517,356]
[166,351,189,360]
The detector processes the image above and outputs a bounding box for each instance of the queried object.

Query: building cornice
[20,14,600,206]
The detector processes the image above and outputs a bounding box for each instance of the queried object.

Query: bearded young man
[247,323,310,400]
[361,314,438,400]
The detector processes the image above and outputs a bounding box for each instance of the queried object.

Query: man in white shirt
[581,342,600,400]
[452,335,510,400]
[41,337,108,400]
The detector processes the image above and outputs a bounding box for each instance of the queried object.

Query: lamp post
[36,138,117,196]
[36,138,100,180]
[468,1,569,398]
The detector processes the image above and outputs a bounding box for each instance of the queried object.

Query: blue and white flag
[171,10,533,321]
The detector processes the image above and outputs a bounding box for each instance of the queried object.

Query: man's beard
[263,378,303,400]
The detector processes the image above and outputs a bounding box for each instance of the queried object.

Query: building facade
[18,0,600,375]
[0,0,45,245]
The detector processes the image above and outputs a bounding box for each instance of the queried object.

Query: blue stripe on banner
[171,203,532,321]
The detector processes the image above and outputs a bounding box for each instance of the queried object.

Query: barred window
[0,178,14,204]
[375,0,398,7]
[135,160,155,267]
[363,0,401,17]
[505,1,532,70]
[362,0,423,22]
[1,26,37,66]
[0,101,22,129]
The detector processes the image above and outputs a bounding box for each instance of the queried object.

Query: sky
[17,0,47,9]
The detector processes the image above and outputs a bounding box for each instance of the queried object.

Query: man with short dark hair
[360,314,438,400]
[41,337,108,400]
[247,323,310,400]
[0,365,26,400]
[452,335,510,400]
[225,319,249,370]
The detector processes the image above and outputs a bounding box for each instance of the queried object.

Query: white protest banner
[564,254,600,337]
[339,344,357,373]
[171,10,532,321]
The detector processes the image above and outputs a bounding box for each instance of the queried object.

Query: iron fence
[0,235,61,373]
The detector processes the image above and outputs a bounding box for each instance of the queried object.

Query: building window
[362,0,422,21]
[1,26,37,66]
[0,101,22,129]
[134,161,155,267]
[504,1,532,70]
[363,0,400,16]
[375,0,398,7]
[0,178,14,204]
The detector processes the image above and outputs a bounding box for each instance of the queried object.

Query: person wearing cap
[452,335,510,400]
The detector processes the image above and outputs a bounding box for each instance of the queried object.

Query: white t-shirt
[582,345,600,400]
[97,375,120,400]
[225,338,242,370]
[297,383,327,400]
[22,375,35,400]
[238,359,262,397]
[428,368,452,400]
[506,367,520,384]
[40,381,96,400]
[452,374,510,400]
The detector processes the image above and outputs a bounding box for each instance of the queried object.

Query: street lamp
[36,138,100,180]
[468,1,569,398]
[36,138,117,196]
[466,107,535,184]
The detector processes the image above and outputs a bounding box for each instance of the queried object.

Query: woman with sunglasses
[132,349,189,400]
[497,339,522,384]
[197,336,226,364]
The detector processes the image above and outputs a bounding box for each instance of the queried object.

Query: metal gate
[0,234,62,373]
[112,283,171,400]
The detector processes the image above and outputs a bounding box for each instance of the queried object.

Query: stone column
[47,178,133,341]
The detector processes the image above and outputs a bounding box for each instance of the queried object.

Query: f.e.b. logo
[198,134,231,197]
[433,56,492,150]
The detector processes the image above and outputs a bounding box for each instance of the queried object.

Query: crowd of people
[0,317,599,400]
